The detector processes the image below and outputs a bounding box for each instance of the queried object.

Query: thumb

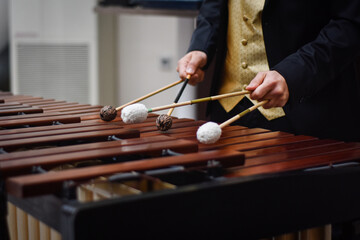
[186,52,207,75]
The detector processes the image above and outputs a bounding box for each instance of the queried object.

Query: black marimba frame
[4,165,360,240]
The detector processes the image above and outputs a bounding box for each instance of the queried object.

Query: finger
[188,69,205,85]
[262,99,277,109]
[188,73,200,86]
[269,87,288,106]
[196,70,205,83]
[177,56,191,79]
[261,89,288,108]
[250,78,274,101]
[186,55,204,76]
[246,72,266,91]
[261,80,289,107]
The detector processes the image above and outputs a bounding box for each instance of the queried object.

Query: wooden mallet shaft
[116,79,184,111]
[219,100,268,128]
[148,90,250,113]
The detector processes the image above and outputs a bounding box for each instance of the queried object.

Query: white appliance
[9,0,99,104]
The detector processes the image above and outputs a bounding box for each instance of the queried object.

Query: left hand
[176,51,208,86]
[246,70,289,109]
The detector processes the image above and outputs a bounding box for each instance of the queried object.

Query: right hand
[177,51,207,85]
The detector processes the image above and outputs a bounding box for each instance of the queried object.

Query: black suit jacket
[188,0,360,141]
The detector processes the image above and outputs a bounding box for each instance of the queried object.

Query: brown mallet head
[100,105,117,121]
[156,114,173,131]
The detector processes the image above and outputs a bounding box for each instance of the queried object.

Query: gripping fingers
[248,71,289,108]
[177,57,190,80]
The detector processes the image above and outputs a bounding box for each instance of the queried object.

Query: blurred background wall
[4,0,202,119]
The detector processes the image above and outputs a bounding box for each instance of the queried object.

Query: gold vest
[218,0,285,121]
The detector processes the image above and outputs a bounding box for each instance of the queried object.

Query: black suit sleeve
[187,0,224,65]
[272,0,360,104]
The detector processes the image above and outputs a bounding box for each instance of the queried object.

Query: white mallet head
[121,103,148,124]
[196,122,222,144]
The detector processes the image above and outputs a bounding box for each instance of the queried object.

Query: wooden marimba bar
[1,92,360,240]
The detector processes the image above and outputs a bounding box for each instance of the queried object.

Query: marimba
[1,92,360,240]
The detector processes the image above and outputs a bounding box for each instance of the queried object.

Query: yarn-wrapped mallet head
[196,100,268,144]
[196,122,222,144]
[121,103,148,124]
[100,106,117,121]
[156,114,173,131]
[99,79,184,121]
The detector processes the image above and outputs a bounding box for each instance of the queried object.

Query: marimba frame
[2,93,360,240]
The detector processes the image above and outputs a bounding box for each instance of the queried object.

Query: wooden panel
[0,112,80,121]
[16,99,56,104]
[3,92,360,240]
[0,135,172,161]
[0,121,113,136]
[0,103,27,109]
[48,109,101,115]
[199,131,293,151]
[243,142,360,167]
[0,138,198,177]
[141,124,243,137]
[28,101,68,107]
[0,128,140,151]
[80,114,104,121]
[0,115,81,128]
[42,104,93,111]
[1,96,43,102]
[130,120,205,133]
[226,147,360,178]
[166,127,270,140]
[6,149,244,198]
[242,139,340,158]
[220,135,317,152]
[0,107,43,116]
[0,124,126,141]
[80,113,160,123]
[45,106,102,113]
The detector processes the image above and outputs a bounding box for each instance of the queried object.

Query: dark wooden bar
[0,138,198,177]
[1,93,360,240]
[6,149,244,197]
[0,112,85,121]
[0,128,140,151]
[226,147,360,178]
[0,135,173,161]
[0,103,28,109]
[0,124,126,141]
[0,115,81,128]
[0,107,43,116]
[0,121,114,136]
[198,131,294,151]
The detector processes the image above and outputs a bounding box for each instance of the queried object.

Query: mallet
[99,79,185,121]
[121,90,250,124]
[196,100,269,144]
[156,74,191,131]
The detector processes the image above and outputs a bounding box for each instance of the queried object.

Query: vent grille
[17,43,89,103]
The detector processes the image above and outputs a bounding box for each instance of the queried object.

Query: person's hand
[246,71,289,109]
[177,51,207,85]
